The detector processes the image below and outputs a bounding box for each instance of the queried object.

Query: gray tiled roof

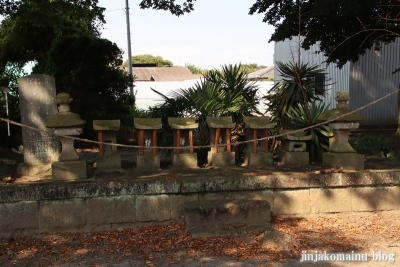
[247,66,274,80]
[125,67,203,81]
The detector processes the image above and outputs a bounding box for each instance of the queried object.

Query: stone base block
[136,154,160,171]
[208,151,235,166]
[322,153,364,170]
[52,161,87,181]
[183,200,271,228]
[277,151,309,166]
[172,153,198,168]
[243,152,273,166]
[17,163,53,177]
[96,152,121,171]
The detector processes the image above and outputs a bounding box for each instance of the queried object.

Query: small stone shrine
[206,116,235,166]
[46,93,87,181]
[168,117,198,168]
[134,118,162,170]
[17,74,60,177]
[93,120,122,172]
[277,130,311,166]
[243,116,276,166]
[320,91,364,170]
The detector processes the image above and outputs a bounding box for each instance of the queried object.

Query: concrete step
[183,200,271,236]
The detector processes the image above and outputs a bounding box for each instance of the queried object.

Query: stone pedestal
[93,120,122,172]
[17,74,60,177]
[245,151,274,166]
[134,118,162,171]
[208,151,235,167]
[136,154,161,171]
[52,160,87,181]
[277,130,311,166]
[168,117,198,168]
[242,116,276,166]
[278,151,309,166]
[322,153,364,171]
[172,154,198,168]
[206,117,236,166]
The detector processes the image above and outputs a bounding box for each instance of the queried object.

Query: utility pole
[125,0,133,96]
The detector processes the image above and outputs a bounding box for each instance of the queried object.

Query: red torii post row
[243,116,276,166]
[168,117,199,168]
[206,116,236,166]
[134,118,162,170]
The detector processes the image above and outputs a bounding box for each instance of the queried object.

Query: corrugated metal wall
[275,38,400,125]
[349,39,400,125]
[274,40,350,110]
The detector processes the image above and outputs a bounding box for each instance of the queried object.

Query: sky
[97,0,276,69]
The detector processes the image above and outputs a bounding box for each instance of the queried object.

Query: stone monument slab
[17,74,60,177]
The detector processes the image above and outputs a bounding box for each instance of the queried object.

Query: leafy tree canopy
[139,0,196,16]
[0,0,105,71]
[37,35,134,135]
[248,0,400,68]
[240,63,268,74]
[123,54,173,67]
[0,0,134,137]
[185,63,208,75]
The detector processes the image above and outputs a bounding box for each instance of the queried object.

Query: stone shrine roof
[206,116,236,129]
[134,118,162,130]
[93,120,120,131]
[168,117,198,129]
[243,116,276,129]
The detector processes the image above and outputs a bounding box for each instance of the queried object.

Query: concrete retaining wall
[1,169,400,237]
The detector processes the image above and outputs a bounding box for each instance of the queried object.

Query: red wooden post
[226,128,231,152]
[253,129,257,153]
[176,129,181,155]
[215,128,220,152]
[189,129,194,154]
[139,129,144,155]
[152,130,157,156]
[98,131,104,156]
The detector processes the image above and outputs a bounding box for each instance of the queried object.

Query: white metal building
[274,39,400,125]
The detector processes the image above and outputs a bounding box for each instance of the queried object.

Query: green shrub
[350,135,395,158]
[288,101,331,160]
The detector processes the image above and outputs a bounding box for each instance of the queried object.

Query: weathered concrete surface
[136,154,160,171]
[52,160,87,181]
[39,199,86,231]
[310,188,352,213]
[277,151,309,166]
[208,151,235,166]
[136,195,171,221]
[1,168,400,236]
[171,153,198,168]
[243,152,273,166]
[183,200,271,228]
[322,152,365,170]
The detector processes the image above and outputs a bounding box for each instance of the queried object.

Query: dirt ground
[1,146,400,266]
[0,211,399,267]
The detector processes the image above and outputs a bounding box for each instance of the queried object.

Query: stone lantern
[93,120,121,172]
[46,93,87,181]
[243,116,276,166]
[168,117,198,168]
[320,91,364,170]
[206,116,236,166]
[134,118,162,170]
